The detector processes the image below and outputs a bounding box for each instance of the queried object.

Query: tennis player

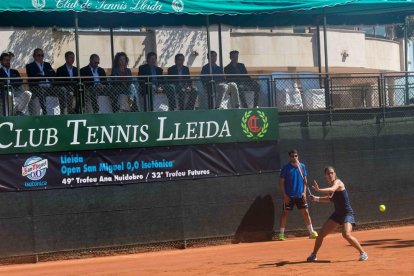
[307,166,368,262]
[277,149,318,240]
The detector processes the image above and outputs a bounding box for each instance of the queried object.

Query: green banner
[0,108,278,155]
[1,1,353,15]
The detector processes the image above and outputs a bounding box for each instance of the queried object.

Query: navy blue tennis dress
[329,188,356,226]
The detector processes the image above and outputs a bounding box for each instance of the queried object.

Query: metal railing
[1,73,414,116]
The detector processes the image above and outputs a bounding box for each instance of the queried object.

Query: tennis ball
[379,204,386,212]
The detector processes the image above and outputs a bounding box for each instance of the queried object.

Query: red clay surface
[0,226,413,276]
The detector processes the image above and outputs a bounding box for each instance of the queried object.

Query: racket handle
[307,186,313,196]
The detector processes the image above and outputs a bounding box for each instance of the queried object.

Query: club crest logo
[22,156,48,181]
[32,0,46,10]
[172,0,184,12]
[241,110,269,139]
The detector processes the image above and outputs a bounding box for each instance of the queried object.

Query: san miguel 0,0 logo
[241,110,269,139]
[22,156,48,181]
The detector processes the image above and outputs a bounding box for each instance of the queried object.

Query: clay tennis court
[0,225,412,276]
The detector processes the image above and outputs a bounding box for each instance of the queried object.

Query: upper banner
[1,1,413,28]
[0,108,278,155]
[0,1,354,15]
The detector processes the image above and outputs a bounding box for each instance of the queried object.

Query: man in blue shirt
[201,51,240,109]
[278,149,318,240]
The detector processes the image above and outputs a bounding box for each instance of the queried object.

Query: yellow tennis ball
[379,204,386,212]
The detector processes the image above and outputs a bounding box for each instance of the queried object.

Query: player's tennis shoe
[309,231,318,239]
[359,252,368,261]
[277,233,285,241]
[307,253,317,262]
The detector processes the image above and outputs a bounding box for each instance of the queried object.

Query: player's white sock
[279,228,285,234]
[307,225,314,234]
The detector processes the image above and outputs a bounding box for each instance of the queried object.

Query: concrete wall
[318,29,367,68]
[230,32,314,68]
[0,27,404,73]
[0,28,151,70]
[365,37,402,71]
[154,26,232,70]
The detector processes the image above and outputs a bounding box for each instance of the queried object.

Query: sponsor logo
[241,110,269,139]
[172,0,184,12]
[22,156,48,181]
[32,0,46,10]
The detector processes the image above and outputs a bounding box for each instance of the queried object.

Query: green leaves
[241,111,254,138]
[241,110,268,139]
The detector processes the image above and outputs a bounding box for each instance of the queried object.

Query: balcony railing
[1,73,414,116]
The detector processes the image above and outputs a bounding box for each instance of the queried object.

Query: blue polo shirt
[280,162,307,198]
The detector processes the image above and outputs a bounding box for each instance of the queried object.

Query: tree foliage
[395,16,414,39]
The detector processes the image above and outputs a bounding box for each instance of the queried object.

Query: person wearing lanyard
[0,52,32,116]
[56,51,79,114]
[277,149,319,241]
[79,54,108,113]
[25,48,56,115]
[167,53,197,110]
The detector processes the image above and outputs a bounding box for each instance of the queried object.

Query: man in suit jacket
[56,51,79,113]
[79,54,110,113]
[0,52,22,87]
[224,50,260,108]
[167,53,197,110]
[138,52,165,111]
[202,51,240,109]
[1,52,32,115]
[56,51,79,78]
[79,54,106,84]
[25,48,56,115]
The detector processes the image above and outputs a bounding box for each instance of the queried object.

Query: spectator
[167,53,197,110]
[0,52,31,116]
[201,51,240,109]
[138,52,170,111]
[79,54,110,113]
[224,50,260,108]
[111,52,136,112]
[56,51,79,113]
[25,48,56,115]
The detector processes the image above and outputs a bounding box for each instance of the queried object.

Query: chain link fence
[329,75,381,109]
[2,73,414,116]
[196,76,272,110]
[383,74,414,106]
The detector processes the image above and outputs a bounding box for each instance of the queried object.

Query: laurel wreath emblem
[241,111,253,138]
[241,110,269,139]
[257,110,269,138]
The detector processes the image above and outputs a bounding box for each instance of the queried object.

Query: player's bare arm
[310,194,331,203]
[312,179,341,194]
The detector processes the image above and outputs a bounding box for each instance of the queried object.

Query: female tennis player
[307,166,368,262]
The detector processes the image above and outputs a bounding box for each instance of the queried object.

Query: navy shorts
[283,197,308,210]
[329,212,356,226]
